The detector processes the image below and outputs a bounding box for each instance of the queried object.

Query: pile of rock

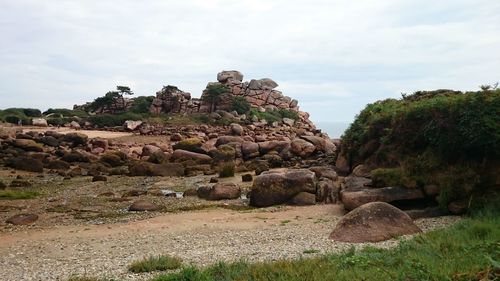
[145,70,315,129]
[149,85,201,115]
[249,167,341,207]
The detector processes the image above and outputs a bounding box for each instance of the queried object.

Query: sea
[314,121,351,139]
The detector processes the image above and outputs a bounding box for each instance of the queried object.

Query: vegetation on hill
[203,84,230,113]
[340,87,500,207]
[0,108,42,125]
[249,108,299,123]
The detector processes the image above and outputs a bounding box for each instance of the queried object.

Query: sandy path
[21,127,133,139]
[0,205,460,281]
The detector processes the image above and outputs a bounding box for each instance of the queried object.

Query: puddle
[161,189,184,198]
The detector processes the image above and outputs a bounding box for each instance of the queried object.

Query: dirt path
[0,205,460,281]
[20,127,133,139]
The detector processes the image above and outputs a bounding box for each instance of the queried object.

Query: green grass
[0,190,40,200]
[302,249,320,254]
[128,255,183,273]
[280,220,291,225]
[151,207,500,281]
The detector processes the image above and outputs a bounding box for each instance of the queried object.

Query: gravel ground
[0,205,461,281]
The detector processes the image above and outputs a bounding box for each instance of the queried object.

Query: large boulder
[330,202,422,243]
[6,156,44,172]
[290,138,316,158]
[230,123,244,136]
[250,169,316,207]
[197,183,241,200]
[45,159,71,170]
[32,118,48,127]
[142,144,162,157]
[309,166,338,180]
[241,141,260,159]
[341,186,425,210]
[128,200,160,212]
[260,78,279,89]
[40,136,59,147]
[171,149,212,164]
[63,132,88,146]
[6,214,39,225]
[172,138,205,153]
[217,70,243,83]
[289,192,316,206]
[257,141,290,155]
[124,120,143,131]
[215,136,244,147]
[128,162,185,177]
[13,139,43,152]
[61,150,90,163]
[301,136,336,155]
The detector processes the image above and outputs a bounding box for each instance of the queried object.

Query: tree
[232,96,251,114]
[202,84,229,113]
[89,86,134,113]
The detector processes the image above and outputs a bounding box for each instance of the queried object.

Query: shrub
[277,108,299,120]
[87,112,144,128]
[341,89,500,204]
[130,96,155,113]
[203,83,230,113]
[43,108,88,118]
[46,117,76,126]
[232,96,251,114]
[0,190,40,200]
[22,108,42,117]
[249,108,299,123]
[371,168,417,188]
[128,255,182,273]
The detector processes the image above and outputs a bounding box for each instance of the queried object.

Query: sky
[1,0,499,125]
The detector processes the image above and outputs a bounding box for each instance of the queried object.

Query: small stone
[6,214,39,225]
[128,200,159,212]
[242,174,253,182]
[92,175,107,182]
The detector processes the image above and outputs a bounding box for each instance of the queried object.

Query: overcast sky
[1,0,499,124]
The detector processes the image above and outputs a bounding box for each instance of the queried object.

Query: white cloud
[0,0,499,124]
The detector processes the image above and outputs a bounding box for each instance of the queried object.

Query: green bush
[43,108,89,118]
[0,108,37,124]
[341,89,500,203]
[87,112,144,128]
[22,108,42,117]
[0,190,40,200]
[46,117,76,126]
[249,108,299,123]
[128,255,182,273]
[370,168,418,188]
[232,96,251,114]
[130,96,155,114]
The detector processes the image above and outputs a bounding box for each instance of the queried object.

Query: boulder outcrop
[249,169,316,207]
[330,202,422,243]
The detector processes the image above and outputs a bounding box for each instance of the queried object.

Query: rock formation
[330,202,422,243]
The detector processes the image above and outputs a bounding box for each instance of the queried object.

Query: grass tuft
[128,255,182,273]
[0,190,40,200]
